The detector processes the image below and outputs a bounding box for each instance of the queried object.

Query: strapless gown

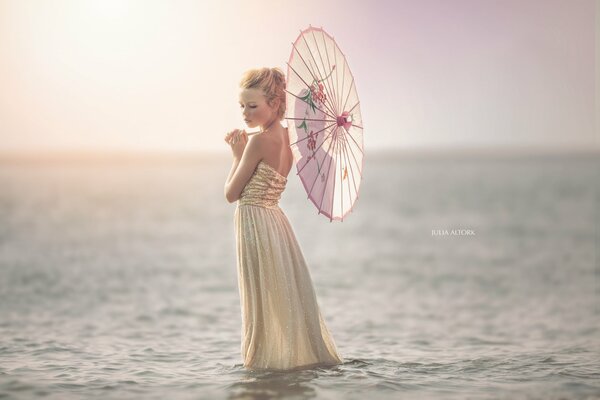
[233,160,343,371]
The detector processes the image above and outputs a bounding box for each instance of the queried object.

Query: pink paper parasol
[286,25,364,222]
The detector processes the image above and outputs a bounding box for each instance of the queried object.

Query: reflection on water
[227,367,321,400]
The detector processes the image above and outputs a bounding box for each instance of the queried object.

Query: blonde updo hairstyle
[239,67,286,122]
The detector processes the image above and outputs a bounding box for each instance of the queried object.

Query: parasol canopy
[285,25,364,222]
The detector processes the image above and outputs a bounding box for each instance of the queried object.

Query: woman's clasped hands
[224,129,248,159]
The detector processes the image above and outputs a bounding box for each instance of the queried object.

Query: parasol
[285,25,364,222]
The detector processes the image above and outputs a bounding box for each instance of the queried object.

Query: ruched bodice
[237,160,288,209]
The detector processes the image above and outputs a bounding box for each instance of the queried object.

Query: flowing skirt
[234,204,343,371]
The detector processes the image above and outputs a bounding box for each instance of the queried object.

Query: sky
[0,0,597,154]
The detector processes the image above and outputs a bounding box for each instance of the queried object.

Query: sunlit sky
[0,0,597,154]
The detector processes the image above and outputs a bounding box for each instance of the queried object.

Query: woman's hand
[224,129,248,160]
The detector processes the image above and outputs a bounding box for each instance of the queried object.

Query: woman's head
[239,67,286,130]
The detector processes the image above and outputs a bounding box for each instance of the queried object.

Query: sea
[0,150,598,400]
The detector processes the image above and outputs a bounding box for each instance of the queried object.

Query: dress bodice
[237,160,288,209]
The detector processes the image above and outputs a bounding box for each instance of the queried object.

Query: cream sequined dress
[234,160,343,371]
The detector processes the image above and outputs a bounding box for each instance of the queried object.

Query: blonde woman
[224,67,343,371]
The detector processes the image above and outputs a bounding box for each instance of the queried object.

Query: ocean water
[0,151,598,400]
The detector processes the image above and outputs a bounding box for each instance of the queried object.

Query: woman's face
[239,88,277,129]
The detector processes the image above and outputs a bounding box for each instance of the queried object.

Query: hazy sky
[0,0,597,153]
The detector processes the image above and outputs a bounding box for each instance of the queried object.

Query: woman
[224,67,343,371]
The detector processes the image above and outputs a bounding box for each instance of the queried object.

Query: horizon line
[0,144,598,163]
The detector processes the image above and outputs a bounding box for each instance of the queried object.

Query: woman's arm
[224,129,246,192]
[224,135,263,203]
[225,158,241,187]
